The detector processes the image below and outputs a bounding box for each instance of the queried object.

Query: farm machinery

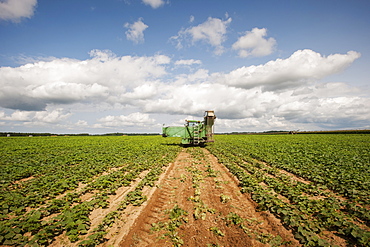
[162,111,216,145]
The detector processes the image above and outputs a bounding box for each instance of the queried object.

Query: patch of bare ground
[8,175,37,193]
[19,165,131,215]
[13,175,36,184]
[103,159,179,247]
[60,166,129,201]
[49,169,150,247]
[89,170,150,228]
[37,168,128,225]
[240,157,362,246]
[48,168,149,247]
[119,148,300,247]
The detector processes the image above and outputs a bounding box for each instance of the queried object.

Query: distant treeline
[1,132,159,137]
[101,133,158,136]
[218,129,370,135]
[1,132,53,137]
[295,130,370,134]
[2,129,369,137]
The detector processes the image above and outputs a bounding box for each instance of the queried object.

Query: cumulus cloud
[0,0,37,22]
[143,83,248,117]
[29,82,109,103]
[0,108,71,123]
[142,0,165,9]
[123,83,159,100]
[96,112,156,128]
[214,49,361,91]
[76,120,88,127]
[171,17,232,55]
[0,50,170,111]
[2,110,32,121]
[272,89,370,129]
[33,108,71,123]
[1,49,368,132]
[175,59,202,66]
[124,18,149,44]
[232,28,277,57]
[144,80,370,131]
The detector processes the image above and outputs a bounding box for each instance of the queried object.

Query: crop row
[206,134,370,246]
[214,134,370,202]
[0,136,181,246]
[151,147,285,246]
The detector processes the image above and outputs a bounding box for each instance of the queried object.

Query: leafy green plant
[209,227,224,237]
[206,134,370,246]
[220,194,231,203]
[150,205,188,246]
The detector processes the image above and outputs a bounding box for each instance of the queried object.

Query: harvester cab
[162,111,216,146]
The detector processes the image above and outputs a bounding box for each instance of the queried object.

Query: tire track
[119,148,300,247]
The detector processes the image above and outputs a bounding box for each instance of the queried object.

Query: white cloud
[171,17,232,55]
[0,108,71,124]
[214,49,361,91]
[272,91,370,129]
[1,49,368,132]
[124,18,149,44]
[142,0,165,9]
[123,82,159,100]
[0,0,37,22]
[187,69,209,82]
[189,15,194,23]
[88,49,116,61]
[144,80,370,131]
[175,59,202,66]
[2,110,32,121]
[232,27,277,57]
[96,112,156,128]
[0,50,170,111]
[76,120,88,126]
[33,109,71,123]
[29,82,109,103]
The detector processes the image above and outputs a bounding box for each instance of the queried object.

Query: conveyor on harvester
[162,111,216,146]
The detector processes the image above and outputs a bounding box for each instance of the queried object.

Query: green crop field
[1,134,369,246]
[0,136,181,246]
[206,134,370,246]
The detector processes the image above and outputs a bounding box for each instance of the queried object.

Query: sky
[0,0,369,134]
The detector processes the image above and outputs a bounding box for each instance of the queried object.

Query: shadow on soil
[160,143,206,148]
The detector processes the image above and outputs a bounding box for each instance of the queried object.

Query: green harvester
[162,111,216,146]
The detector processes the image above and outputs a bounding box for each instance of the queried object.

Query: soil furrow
[118,148,299,247]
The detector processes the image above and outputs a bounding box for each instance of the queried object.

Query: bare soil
[114,148,300,247]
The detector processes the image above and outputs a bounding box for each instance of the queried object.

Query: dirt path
[118,147,300,247]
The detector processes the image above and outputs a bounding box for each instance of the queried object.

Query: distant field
[1,134,369,246]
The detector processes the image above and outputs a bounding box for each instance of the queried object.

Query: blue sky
[0,0,369,134]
